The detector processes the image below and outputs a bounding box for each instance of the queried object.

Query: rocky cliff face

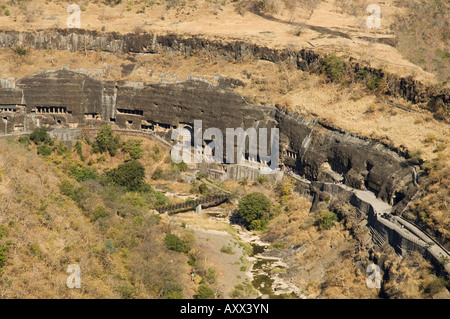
[0,68,275,132]
[0,68,417,212]
[275,110,417,208]
[0,29,448,116]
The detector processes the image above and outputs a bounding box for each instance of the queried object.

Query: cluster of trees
[24,125,154,194]
[236,182,339,232]
[92,125,143,160]
[25,127,54,156]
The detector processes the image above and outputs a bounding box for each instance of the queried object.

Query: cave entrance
[328,156,352,175]
[365,180,380,197]
[393,191,406,206]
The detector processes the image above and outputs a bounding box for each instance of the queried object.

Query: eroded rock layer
[0,69,416,213]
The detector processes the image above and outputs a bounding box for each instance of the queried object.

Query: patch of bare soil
[188,226,252,298]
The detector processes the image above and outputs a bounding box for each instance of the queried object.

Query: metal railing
[155,194,229,214]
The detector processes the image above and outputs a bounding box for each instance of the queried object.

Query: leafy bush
[237,192,271,230]
[0,245,7,268]
[196,171,207,180]
[367,76,382,90]
[92,125,121,156]
[93,206,109,221]
[59,179,75,197]
[172,161,188,172]
[119,283,137,299]
[14,46,27,56]
[426,97,448,121]
[151,145,160,161]
[275,179,294,203]
[249,219,267,230]
[57,143,69,156]
[164,234,185,252]
[75,141,85,161]
[69,164,98,182]
[18,136,30,145]
[195,284,215,299]
[187,253,197,267]
[106,160,148,192]
[220,245,234,254]
[153,190,170,207]
[199,183,208,195]
[317,210,338,230]
[356,69,369,80]
[257,175,268,184]
[165,290,183,299]
[30,127,52,145]
[422,278,447,296]
[104,239,117,254]
[37,144,52,156]
[322,54,345,82]
[205,268,217,284]
[230,280,256,298]
[408,149,423,165]
[122,139,143,160]
[151,167,164,180]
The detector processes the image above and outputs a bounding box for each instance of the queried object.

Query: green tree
[37,144,52,156]
[195,284,215,299]
[237,192,271,230]
[317,210,338,230]
[93,206,109,221]
[59,179,75,197]
[92,125,121,156]
[199,183,208,195]
[164,233,185,252]
[30,127,52,145]
[69,164,98,182]
[106,160,147,192]
[75,141,85,161]
[151,167,164,180]
[14,46,27,56]
[322,53,345,82]
[122,139,143,160]
[172,161,188,172]
[205,268,217,284]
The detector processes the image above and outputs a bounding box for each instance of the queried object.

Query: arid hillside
[0,0,448,299]
[0,0,448,84]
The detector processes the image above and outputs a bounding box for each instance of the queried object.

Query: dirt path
[186,226,253,298]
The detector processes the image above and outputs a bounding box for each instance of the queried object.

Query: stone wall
[320,182,449,273]
[225,164,283,182]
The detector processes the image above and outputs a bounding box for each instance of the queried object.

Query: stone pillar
[196,205,202,214]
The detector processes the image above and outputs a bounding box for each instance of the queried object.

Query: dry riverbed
[171,207,304,299]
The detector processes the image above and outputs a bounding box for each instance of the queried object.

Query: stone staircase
[368,226,387,247]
